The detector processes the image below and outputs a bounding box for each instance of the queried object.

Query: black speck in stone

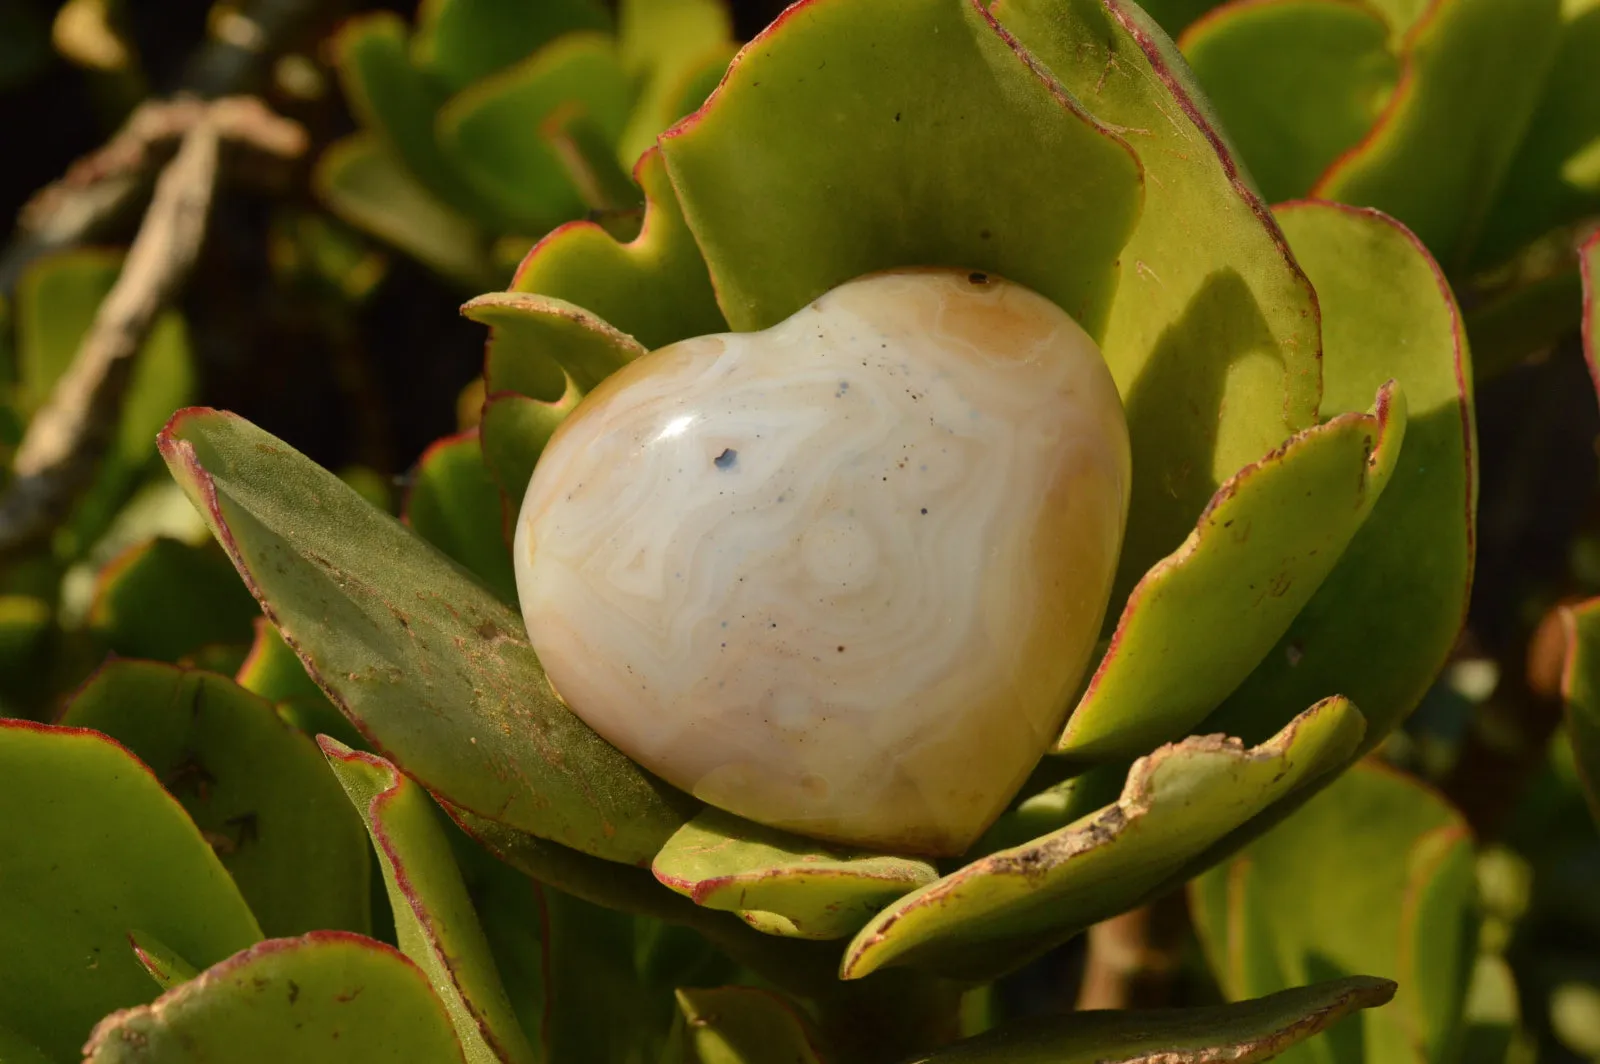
[714,448,738,470]
[921,508,929,515]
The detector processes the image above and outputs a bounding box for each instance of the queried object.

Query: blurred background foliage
[1,0,1598,1061]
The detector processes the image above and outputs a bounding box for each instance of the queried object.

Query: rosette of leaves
[317,0,738,289]
[0,0,1487,1058]
[1135,0,1600,375]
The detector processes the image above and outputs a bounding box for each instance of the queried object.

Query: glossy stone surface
[515,270,1131,855]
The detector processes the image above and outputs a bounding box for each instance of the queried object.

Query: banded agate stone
[514,270,1130,855]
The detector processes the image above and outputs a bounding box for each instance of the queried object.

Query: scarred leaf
[158,407,699,865]
[404,430,519,605]
[841,697,1364,981]
[82,933,467,1063]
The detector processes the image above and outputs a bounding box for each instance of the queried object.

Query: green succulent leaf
[479,390,579,507]
[128,930,201,992]
[412,0,611,94]
[16,248,121,413]
[81,932,467,1063]
[316,134,496,290]
[509,147,726,349]
[1132,0,1230,37]
[1312,0,1564,270]
[1189,762,1477,1064]
[616,0,735,166]
[840,696,1365,982]
[58,660,371,938]
[157,408,698,864]
[1202,202,1474,752]
[236,619,369,751]
[1057,380,1405,762]
[992,0,1323,605]
[404,430,519,605]
[436,33,635,232]
[0,1024,53,1064]
[1471,0,1600,270]
[1559,594,1600,824]
[908,978,1397,1064]
[968,762,1129,857]
[333,13,488,223]
[659,0,1142,340]
[87,537,260,662]
[466,290,644,397]
[323,741,537,1064]
[0,721,261,1063]
[652,808,939,941]
[1178,0,1399,204]
[452,807,844,1001]
[673,987,826,1064]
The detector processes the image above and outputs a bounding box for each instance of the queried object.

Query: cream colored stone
[515,270,1130,855]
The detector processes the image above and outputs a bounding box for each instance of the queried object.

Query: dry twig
[0,112,223,555]
[0,95,305,291]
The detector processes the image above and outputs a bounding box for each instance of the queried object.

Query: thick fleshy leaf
[509,147,726,349]
[910,978,1396,1064]
[659,0,1142,340]
[129,931,201,991]
[412,0,610,93]
[616,0,735,166]
[840,697,1365,981]
[1312,0,1564,270]
[1464,237,1587,380]
[323,741,537,1064]
[993,0,1323,605]
[437,33,635,232]
[480,390,578,508]
[1203,203,1473,751]
[652,808,938,941]
[316,135,496,289]
[467,291,645,397]
[81,933,467,1063]
[1189,762,1477,1064]
[15,248,119,412]
[674,987,825,1064]
[58,661,370,938]
[0,1025,54,1064]
[404,430,518,605]
[333,13,487,222]
[449,806,844,1002]
[1559,597,1600,823]
[1057,381,1404,761]
[158,408,698,864]
[0,721,261,1063]
[236,619,368,750]
[87,536,260,662]
[1468,0,1600,270]
[1178,0,1399,204]
[969,761,1129,857]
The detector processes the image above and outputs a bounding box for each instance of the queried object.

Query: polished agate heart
[514,270,1131,855]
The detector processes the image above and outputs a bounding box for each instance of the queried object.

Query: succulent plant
[1136,0,1600,374]
[0,0,1510,1058]
[317,0,739,288]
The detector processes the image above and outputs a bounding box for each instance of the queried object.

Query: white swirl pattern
[516,270,1131,855]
